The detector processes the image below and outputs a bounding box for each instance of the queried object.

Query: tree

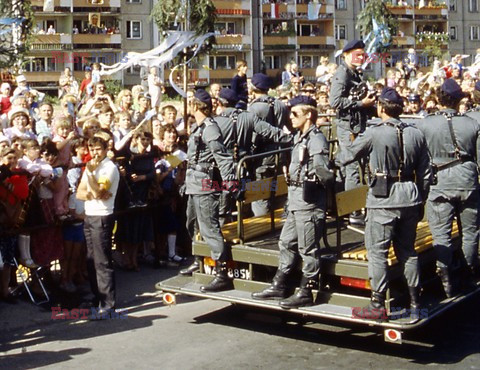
[151,0,216,37]
[356,0,397,47]
[0,0,34,70]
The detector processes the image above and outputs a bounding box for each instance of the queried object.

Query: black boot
[279,276,316,309]
[200,262,233,293]
[408,286,421,320]
[460,265,477,293]
[357,291,387,321]
[437,267,454,298]
[252,270,288,300]
[179,257,201,276]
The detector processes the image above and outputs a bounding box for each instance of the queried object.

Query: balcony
[414,6,448,17]
[264,35,295,45]
[297,35,335,46]
[30,34,72,51]
[214,34,251,51]
[213,0,251,15]
[386,5,413,15]
[72,0,121,7]
[23,72,59,84]
[296,2,335,15]
[72,33,121,47]
[392,35,415,46]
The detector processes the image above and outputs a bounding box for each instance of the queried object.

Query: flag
[43,0,54,12]
[271,3,279,19]
[307,3,322,20]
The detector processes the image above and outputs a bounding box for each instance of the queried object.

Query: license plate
[203,258,251,280]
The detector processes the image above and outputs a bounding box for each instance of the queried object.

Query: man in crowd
[77,136,120,316]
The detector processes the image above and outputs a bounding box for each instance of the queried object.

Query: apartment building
[22,0,480,90]
[25,0,155,90]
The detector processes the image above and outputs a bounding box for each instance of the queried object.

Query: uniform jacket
[185,116,234,195]
[329,62,371,131]
[248,95,288,130]
[288,125,330,211]
[415,109,480,191]
[215,107,290,159]
[341,118,431,208]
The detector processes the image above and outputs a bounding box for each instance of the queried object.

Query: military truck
[156,143,480,344]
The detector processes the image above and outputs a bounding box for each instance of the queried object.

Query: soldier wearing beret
[407,94,427,117]
[340,87,431,318]
[215,88,292,224]
[415,79,480,297]
[329,40,376,225]
[180,89,235,292]
[248,73,290,216]
[252,96,333,309]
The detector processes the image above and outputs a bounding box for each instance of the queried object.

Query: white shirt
[82,157,119,216]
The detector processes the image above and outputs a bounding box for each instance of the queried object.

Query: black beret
[288,95,317,108]
[194,89,212,105]
[407,93,421,102]
[441,79,466,100]
[379,87,404,106]
[343,39,365,53]
[218,88,239,104]
[475,81,480,92]
[251,73,271,91]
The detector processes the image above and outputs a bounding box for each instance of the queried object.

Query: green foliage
[415,32,449,63]
[0,0,34,69]
[43,94,60,107]
[356,0,398,49]
[104,79,123,98]
[150,0,216,36]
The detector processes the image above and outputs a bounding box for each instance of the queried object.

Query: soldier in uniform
[248,73,290,217]
[340,88,431,317]
[251,96,332,309]
[180,90,235,292]
[329,39,376,225]
[415,79,480,297]
[215,88,292,224]
[407,94,427,117]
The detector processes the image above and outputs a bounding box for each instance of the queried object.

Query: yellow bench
[341,220,459,266]
[220,175,288,245]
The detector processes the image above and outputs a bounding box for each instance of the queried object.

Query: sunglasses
[291,111,301,118]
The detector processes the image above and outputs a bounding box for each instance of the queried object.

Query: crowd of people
[0,42,479,316]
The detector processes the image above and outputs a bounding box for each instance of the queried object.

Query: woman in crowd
[115,89,134,115]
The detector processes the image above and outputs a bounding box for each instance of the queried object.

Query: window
[265,55,281,69]
[335,0,347,10]
[208,55,236,69]
[470,0,479,12]
[471,26,480,40]
[24,58,57,72]
[126,20,142,39]
[450,26,457,40]
[450,0,457,11]
[300,55,319,69]
[214,22,236,35]
[335,25,346,40]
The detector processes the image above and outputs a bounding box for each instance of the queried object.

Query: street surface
[1,265,480,369]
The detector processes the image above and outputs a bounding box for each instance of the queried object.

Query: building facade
[22,0,478,90]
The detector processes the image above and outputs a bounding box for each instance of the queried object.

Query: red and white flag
[271,3,279,19]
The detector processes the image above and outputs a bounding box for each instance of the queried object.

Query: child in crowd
[113,111,133,152]
[86,63,101,96]
[53,119,75,219]
[61,138,88,293]
[4,107,36,142]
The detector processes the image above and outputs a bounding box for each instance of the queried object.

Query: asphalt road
[1,265,480,369]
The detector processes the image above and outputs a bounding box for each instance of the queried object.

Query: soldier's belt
[389,175,415,183]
